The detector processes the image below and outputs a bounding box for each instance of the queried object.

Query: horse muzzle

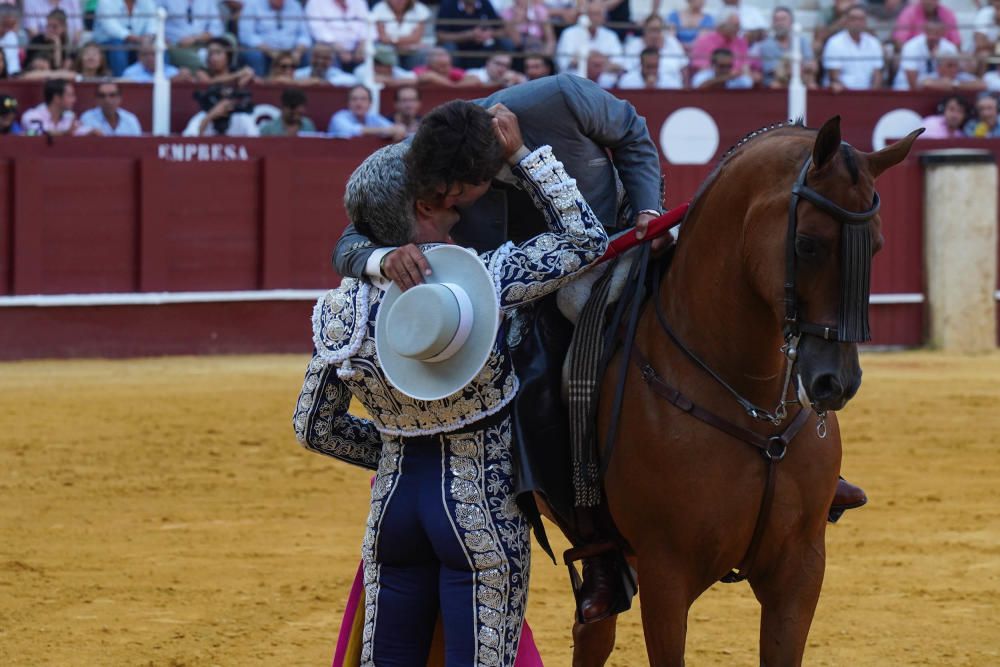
[796,335,862,412]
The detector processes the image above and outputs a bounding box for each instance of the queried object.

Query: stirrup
[564,544,638,625]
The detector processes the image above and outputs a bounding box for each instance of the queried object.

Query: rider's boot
[828,476,868,523]
[565,506,636,624]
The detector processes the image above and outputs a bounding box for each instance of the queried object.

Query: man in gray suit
[334,74,666,285]
[333,75,665,624]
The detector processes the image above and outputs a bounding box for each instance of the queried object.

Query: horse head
[788,117,922,412]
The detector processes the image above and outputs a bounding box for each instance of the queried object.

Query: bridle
[655,150,882,430]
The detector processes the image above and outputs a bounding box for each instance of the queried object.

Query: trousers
[360,412,531,667]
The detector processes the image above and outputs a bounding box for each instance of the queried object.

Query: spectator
[26,9,71,71]
[581,49,618,88]
[658,0,714,50]
[197,36,256,86]
[160,0,225,72]
[893,20,958,90]
[922,94,971,138]
[0,46,11,80]
[919,55,986,91]
[691,46,754,88]
[353,44,418,87]
[503,0,556,56]
[93,0,158,75]
[720,0,767,44]
[371,0,432,69]
[238,0,311,77]
[622,14,687,88]
[327,83,406,140]
[267,50,298,81]
[122,40,191,81]
[74,42,113,80]
[690,9,749,75]
[813,0,853,56]
[293,41,357,85]
[0,94,22,134]
[542,0,578,28]
[986,68,1000,92]
[260,87,316,135]
[304,0,370,72]
[21,78,94,135]
[892,0,960,49]
[183,84,259,136]
[391,84,420,135]
[965,91,1000,137]
[0,5,23,77]
[413,46,480,86]
[751,6,816,89]
[523,53,554,79]
[435,0,513,68]
[972,0,1000,63]
[554,1,623,73]
[822,5,885,91]
[80,81,143,135]
[23,0,83,45]
[466,52,527,87]
[618,46,681,89]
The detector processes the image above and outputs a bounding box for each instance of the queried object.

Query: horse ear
[865,128,925,179]
[812,116,842,169]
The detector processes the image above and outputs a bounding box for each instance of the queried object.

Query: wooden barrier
[0,129,996,358]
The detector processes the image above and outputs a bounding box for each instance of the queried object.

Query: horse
[572,117,922,666]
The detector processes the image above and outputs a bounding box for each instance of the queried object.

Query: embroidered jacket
[293,145,609,468]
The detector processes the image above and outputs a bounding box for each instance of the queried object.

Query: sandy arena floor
[1,351,998,665]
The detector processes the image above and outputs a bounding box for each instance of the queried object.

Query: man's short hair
[640,47,659,59]
[711,48,734,63]
[348,84,372,102]
[345,143,415,247]
[407,100,505,203]
[281,87,307,108]
[43,78,69,104]
[208,36,233,67]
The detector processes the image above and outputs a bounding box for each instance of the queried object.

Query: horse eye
[795,236,821,259]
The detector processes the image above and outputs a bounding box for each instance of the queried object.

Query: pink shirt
[920,114,964,139]
[892,3,961,47]
[690,32,749,72]
[21,102,76,135]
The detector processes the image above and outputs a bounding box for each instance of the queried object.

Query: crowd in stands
[0,0,996,138]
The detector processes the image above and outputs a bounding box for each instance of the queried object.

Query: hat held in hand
[375,245,500,401]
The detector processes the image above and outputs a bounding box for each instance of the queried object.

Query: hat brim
[375,245,500,401]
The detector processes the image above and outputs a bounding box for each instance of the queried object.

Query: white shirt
[985,70,1000,92]
[736,4,768,32]
[621,34,687,87]
[974,6,1000,44]
[0,30,20,76]
[822,30,885,90]
[892,34,958,90]
[294,64,358,86]
[353,62,417,83]
[305,0,371,51]
[370,1,432,42]
[183,111,260,137]
[555,24,623,73]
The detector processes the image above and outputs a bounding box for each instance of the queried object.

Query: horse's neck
[656,215,788,405]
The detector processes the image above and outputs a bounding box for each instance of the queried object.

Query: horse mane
[684,119,810,221]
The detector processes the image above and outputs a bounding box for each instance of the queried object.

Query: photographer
[183,84,259,137]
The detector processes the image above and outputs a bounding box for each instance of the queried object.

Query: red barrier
[0,131,996,358]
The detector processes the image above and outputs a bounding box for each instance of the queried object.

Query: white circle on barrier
[871,109,923,151]
[660,107,719,164]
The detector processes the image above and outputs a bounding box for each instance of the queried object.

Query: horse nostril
[810,374,843,401]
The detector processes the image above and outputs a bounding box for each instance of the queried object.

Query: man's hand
[634,211,673,253]
[487,103,524,161]
[382,244,432,291]
[207,99,235,121]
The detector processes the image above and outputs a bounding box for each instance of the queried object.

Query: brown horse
[574,118,921,666]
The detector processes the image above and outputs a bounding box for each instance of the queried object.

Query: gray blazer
[333,74,663,278]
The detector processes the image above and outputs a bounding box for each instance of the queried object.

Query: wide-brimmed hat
[375,245,499,401]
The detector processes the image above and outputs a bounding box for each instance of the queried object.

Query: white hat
[375,245,500,401]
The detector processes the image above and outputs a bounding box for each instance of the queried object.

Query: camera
[193,85,254,114]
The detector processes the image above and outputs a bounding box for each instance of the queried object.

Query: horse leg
[751,536,826,667]
[635,558,693,667]
[571,615,618,667]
